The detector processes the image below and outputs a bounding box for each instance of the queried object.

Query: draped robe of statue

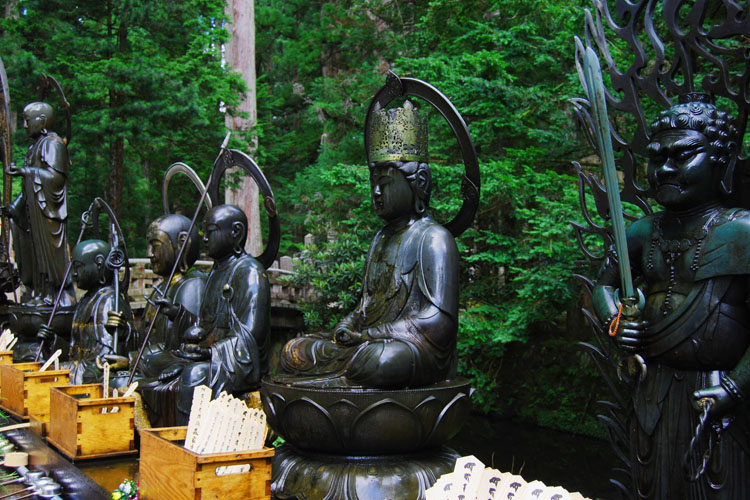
[143,253,270,426]
[139,268,206,372]
[595,207,750,499]
[137,269,205,427]
[9,131,72,304]
[67,285,136,385]
[280,214,459,389]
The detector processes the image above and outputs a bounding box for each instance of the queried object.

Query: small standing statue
[144,204,270,425]
[64,239,135,384]
[4,102,73,306]
[279,101,459,389]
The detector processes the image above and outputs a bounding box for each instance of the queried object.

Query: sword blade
[583,47,634,299]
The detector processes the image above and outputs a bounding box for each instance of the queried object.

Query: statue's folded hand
[333,327,364,346]
[158,363,185,382]
[36,323,55,342]
[154,297,180,320]
[5,163,19,176]
[615,320,649,353]
[101,354,129,370]
[176,343,210,361]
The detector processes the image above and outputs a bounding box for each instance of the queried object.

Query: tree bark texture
[224,0,262,257]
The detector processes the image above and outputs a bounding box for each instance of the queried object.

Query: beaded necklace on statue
[646,208,721,315]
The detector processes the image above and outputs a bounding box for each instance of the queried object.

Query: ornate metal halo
[206,149,280,269]
[162,162,213,216]
[37,74,72,146]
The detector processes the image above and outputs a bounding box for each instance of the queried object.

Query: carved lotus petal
[326,399,360,442]
[423,391,471,445]
[281,397,343,452]
[351,398,421,453]
[262,392,285,431]
[414,395,442,424]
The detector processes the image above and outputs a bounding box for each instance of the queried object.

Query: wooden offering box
[0,362,69,420]
[0,350,13,367]
[47,384,137,460]
[140,427,273,500]
[0,350,14,393]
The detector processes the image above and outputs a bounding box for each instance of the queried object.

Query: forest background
[0,0,607,436]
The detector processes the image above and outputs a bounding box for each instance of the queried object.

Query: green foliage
[262,0,598,417]
[0,0,242,253]
[1,0,605,429]
[283,162,378,329]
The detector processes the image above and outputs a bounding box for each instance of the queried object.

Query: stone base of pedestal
[271,444,458,500]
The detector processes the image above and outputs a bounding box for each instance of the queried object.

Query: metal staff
[34,202,95,361]
[582,47,635,301]
[105,223,126,354]
[126,132,230,386]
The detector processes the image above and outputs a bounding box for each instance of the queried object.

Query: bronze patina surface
[136,214,206,427]
[574,2,750,497]
[265,73,479,500]
[139,204,271,426]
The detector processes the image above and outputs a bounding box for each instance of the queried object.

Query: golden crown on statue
[366,100,428,163]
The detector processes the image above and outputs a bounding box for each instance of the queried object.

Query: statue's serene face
[146,226,174,276]
[370,163,414,222]
[22,104,48,139]
[71,240,110,291]
[203,215,234,260]
[646,128,718,210]
[71,252,102,291]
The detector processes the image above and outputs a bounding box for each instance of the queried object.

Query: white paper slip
[39,349,62,372]
[539,486,571,500]
[498,474,526,499]
[453,455,485,500]
[521,480,546,499]
[476,467,503,499]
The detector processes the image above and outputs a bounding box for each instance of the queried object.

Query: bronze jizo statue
[142,214,205,352]
[137,214,206,427]
[593,95,750,497]
[143,204,270,425]
[61,239,135,385]
[279,100,459,389]
[4,101,73,306]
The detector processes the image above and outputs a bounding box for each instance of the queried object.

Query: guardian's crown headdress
[366,100,428,163]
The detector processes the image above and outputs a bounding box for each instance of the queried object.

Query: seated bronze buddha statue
[278,100,459,390]
[264,75,479,500]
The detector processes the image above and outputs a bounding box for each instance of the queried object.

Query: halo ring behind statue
[162,162,213,216]
[206,149,280,270]
[364,72,480,238]
[37,74,72,146]
[89,197,130,296]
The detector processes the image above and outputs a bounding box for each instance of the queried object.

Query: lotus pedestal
[261,378,471,500]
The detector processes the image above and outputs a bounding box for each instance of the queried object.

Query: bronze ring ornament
[364,71,480,238]
[206,148,280,269]
[162,162,213,216]
[89,197,130,297]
